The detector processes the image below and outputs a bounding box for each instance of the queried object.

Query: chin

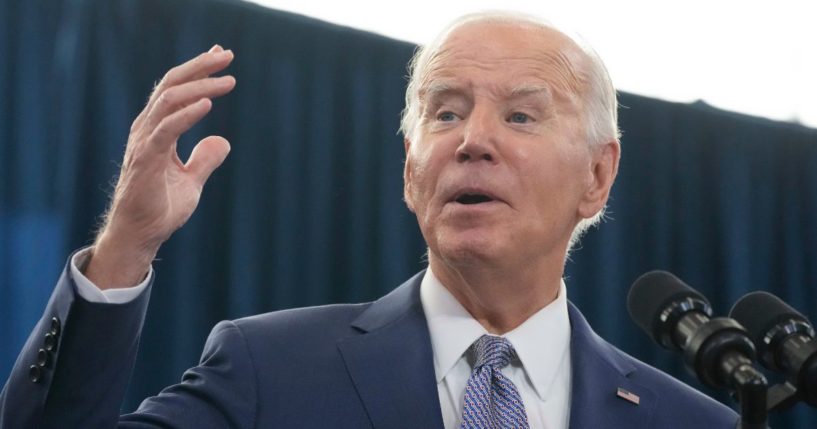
[432,229,506,268]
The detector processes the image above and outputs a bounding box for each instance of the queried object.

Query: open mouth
[455,193,494,205]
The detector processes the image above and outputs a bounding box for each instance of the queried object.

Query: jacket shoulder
[230,302,372,348]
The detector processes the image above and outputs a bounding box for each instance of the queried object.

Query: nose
[456,108,500,164]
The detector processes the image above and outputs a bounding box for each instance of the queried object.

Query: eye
[508,112,531,124]
[437,111,457,122]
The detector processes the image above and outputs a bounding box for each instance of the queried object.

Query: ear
[403,138,416,213]
[577,140,620,219]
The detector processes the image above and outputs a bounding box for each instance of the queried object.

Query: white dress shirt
[71,247,151,304]
[71,250,572,428]
[420,268,572,429]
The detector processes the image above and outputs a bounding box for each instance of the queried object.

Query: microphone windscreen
[627,270,708,343]
[729,291,810,346]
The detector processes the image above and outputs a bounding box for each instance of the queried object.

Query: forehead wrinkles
[534,49,587,102]
[418,42,586,107]
[417,46,455,100]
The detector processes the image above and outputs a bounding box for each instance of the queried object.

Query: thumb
[186,135,231,186]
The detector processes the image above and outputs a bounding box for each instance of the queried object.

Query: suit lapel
[336,277,656,429]
[567,303,657,429]
[337,271,444,429]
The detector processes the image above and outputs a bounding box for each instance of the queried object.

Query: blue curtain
[1,0,815,426]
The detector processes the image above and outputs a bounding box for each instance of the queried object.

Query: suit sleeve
[0,253,259,429]
[0,251,153,428]
[119,321,259,428]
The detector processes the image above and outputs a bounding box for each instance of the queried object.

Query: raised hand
[85,45,236,290]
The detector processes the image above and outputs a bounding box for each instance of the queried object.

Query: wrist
[84,229,158,290]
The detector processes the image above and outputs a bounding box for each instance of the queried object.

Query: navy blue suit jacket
[1,258,738,428]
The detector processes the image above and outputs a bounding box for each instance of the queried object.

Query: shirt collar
[420,267,571,402]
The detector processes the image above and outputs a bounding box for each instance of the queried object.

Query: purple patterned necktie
[460,335,530,429]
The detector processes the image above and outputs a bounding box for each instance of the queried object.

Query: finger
[147,98,212,155]
[185,135,231,186]
[159,48,233,94]
[133,47,233,132]
[144,75,235,131]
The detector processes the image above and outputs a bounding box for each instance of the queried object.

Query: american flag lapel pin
[616,387,640,405]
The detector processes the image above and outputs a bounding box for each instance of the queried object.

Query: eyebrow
[508,84,552,100]
[418,81,461,103]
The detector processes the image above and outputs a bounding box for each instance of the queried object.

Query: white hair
[399,11,620,250]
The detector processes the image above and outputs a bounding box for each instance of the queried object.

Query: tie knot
[472,335,517,369]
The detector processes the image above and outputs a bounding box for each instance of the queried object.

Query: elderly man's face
[404,22,613,269]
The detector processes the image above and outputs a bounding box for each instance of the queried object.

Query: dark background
[2,0,816,426]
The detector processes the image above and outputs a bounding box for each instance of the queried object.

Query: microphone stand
[720,352,768,429]
[680,317,768,429]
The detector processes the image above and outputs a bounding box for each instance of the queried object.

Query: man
[1,11,738,429]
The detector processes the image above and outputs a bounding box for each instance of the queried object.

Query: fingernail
[208,44,222,53]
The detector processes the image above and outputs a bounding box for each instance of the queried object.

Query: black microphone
[730,291,817,407]
[628,271,762,391]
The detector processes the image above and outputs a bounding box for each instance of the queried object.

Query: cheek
[406,148,436,208]
[512,142,563,181]
[516,145,589,205]
[409,139,443,182]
